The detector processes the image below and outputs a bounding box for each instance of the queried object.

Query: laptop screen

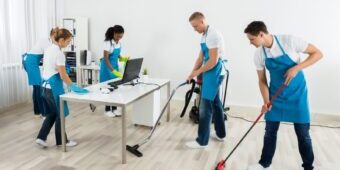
[121,58,143,83]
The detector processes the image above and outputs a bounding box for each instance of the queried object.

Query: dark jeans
[196,76,226,146]
[37,88,67,145]
[259,121,314,170]
[32,85,45,116]
[105,106,117,112]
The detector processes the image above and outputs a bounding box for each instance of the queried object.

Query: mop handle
[223,84,286,162]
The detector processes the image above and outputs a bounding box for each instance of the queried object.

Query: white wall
[64,0,340,115]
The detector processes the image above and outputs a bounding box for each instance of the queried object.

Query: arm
[187,51,203,81]
[58,65,72,85]
[192,51,204,71]
[58,65,89,93]
[104,50,114,72]
[285,44,323,85]
[187,48,218,80]
[257,70,270,104]
[197,48,218,73]
[257,69,273,113]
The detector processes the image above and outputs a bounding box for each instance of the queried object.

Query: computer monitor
[122,58,143,83]
[108,58,143,87]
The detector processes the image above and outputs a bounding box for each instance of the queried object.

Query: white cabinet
[131,89,161,127]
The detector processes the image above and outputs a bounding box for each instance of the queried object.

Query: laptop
[108,58,143,87]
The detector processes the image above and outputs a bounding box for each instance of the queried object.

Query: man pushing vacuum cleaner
[185,12,228,149]
[126,11,228,156]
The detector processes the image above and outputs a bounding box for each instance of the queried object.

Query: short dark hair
[244,21,268,36]
[105,25,124,41]
[189,12,205,21]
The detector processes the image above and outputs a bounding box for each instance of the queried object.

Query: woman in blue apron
[244,21,323,170]
[36,28,88,148]
[100,25,128,117]
[186,12,227,149]
[22,28,58,117]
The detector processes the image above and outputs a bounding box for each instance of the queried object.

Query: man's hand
[284,66,299,85]
[261,103,272,114]
[187,69,201,81]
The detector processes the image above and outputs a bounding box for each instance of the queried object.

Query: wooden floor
[0,101,339,170]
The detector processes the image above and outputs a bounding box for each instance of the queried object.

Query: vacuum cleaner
[182,59,230,124]
[126,80,196,157]
[215,84,287,170]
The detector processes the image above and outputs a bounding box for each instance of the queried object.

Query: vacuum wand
[126,80,194,157]
[216,84,286,170]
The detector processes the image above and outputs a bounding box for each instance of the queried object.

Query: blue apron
[23,53,43,85]
[99,46,121,82]
[43,73,69,117]
[201,26,223,101]
[264,35,310,123]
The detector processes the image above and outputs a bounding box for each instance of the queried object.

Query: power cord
[226,112,340,129]
[135,79,162,89]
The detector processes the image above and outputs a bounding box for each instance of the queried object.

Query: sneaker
[104,111,116,117]
[185,141,207,149]
[247,164,272,170]
[66,140,78,147]
[57,140,78,147]
[211,132,225,142]
[34,114,42,118]
[36,138,48,147]
[114,108,122,117]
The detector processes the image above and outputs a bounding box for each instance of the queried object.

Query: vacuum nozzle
[126,145,143,157]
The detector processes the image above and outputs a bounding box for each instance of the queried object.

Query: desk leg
[166,82,171,122]
[122,106,127,164]
[60,99,66,152]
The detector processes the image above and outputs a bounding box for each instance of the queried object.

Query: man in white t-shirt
[244,21,323,170]
[186,12,227,149]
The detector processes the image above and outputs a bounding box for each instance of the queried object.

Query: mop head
[126,145,143,157]
[216,160,225,170]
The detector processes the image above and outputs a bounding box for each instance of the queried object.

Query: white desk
[59,78,170,164]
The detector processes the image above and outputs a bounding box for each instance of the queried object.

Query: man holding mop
[244,21,322,170]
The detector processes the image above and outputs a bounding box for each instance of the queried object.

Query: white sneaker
[247,164,272,170]
[185,141,207,149]
[57,140,78,147]
[66,140,78,147]
[104,111,116,117]
[36,138,48,147]
[114,108,122,117]
[211,132,225,142]
[34,114,42,118]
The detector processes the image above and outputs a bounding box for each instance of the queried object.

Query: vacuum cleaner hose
[126,80,195,157]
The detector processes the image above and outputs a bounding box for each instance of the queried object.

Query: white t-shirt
[42,44,66,80]
[254,35,309,70]
[28,38,52,55]
[201,26,226,59]
[103,40,121,54]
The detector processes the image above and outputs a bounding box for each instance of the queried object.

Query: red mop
[215,84,286,170]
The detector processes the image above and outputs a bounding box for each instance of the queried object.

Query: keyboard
[108,80,123,87]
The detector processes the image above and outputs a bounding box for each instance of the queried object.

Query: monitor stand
[123,80,138,86]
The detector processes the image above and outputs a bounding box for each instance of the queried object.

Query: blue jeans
[196,76,226,145]
[37,88,68,145]
[259,121,314,170]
